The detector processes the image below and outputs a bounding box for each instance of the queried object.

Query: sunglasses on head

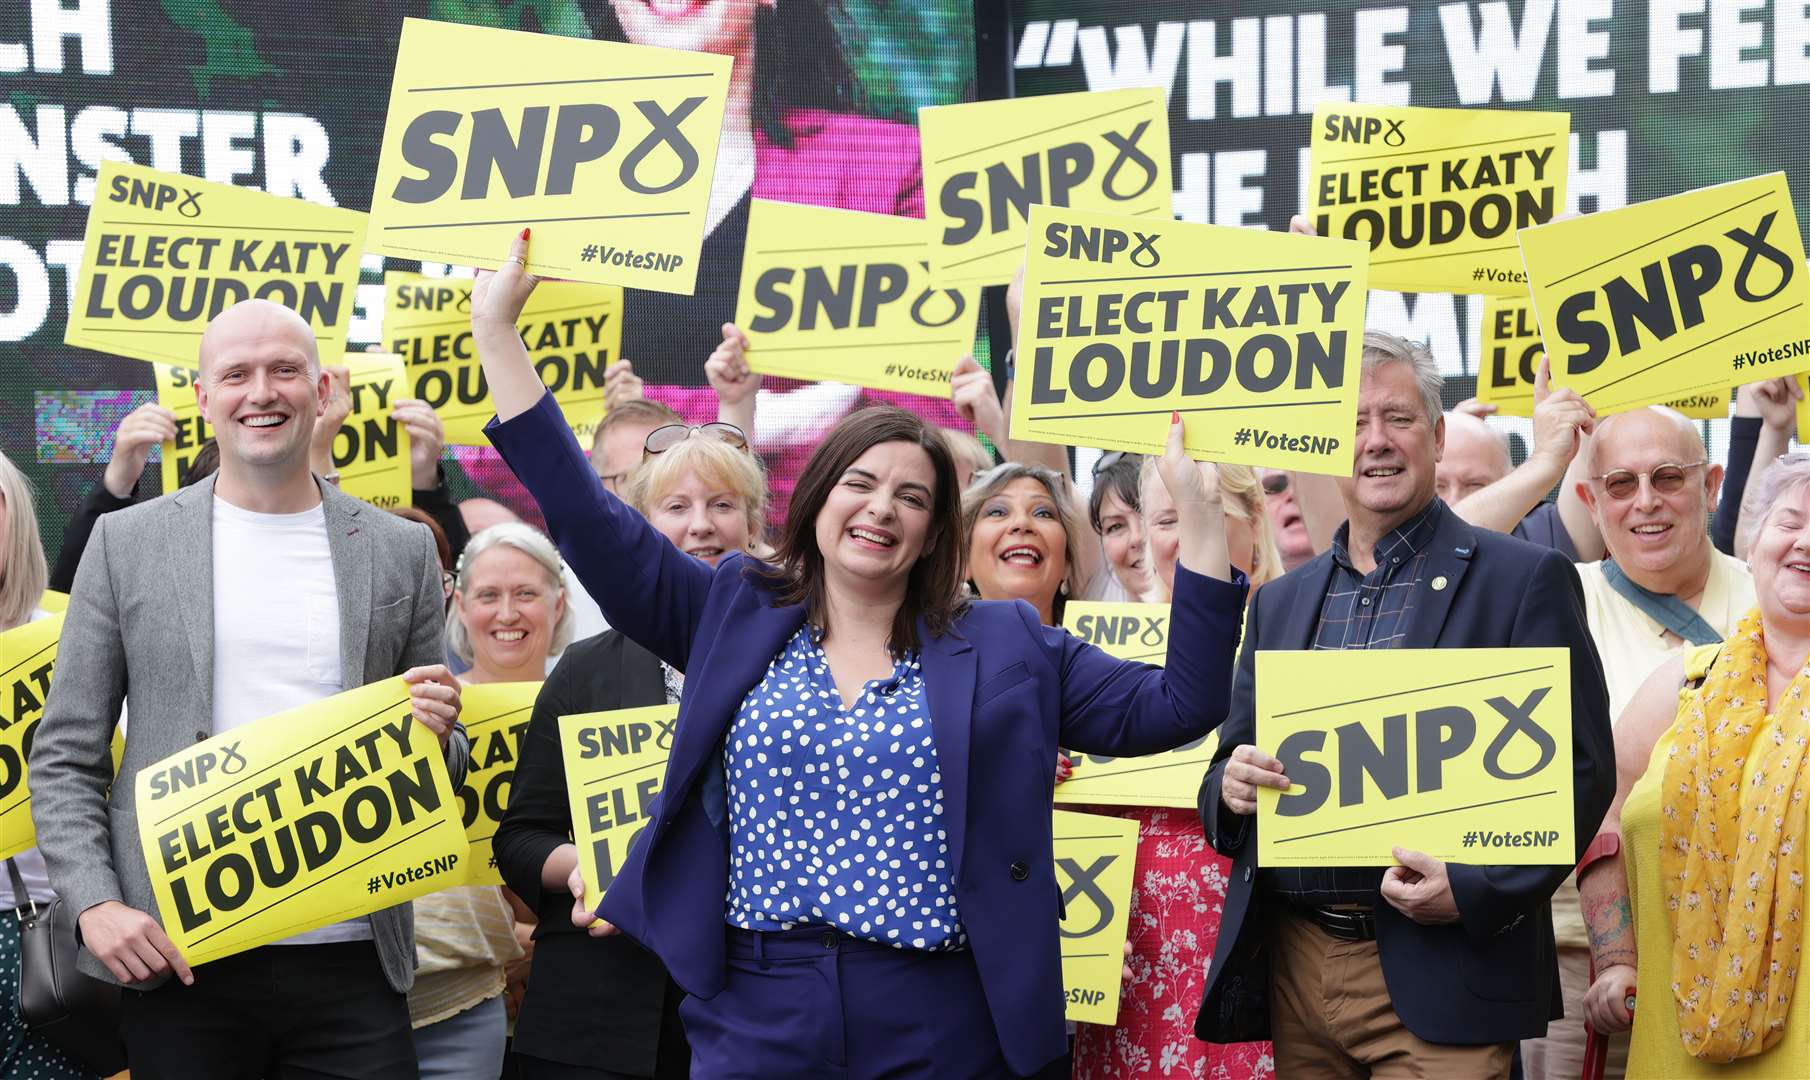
[1591,461,1709,501]
[643,422,749,457]
[1091,451,1138,476]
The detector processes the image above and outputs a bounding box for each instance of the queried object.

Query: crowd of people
[0,213,1804,1080]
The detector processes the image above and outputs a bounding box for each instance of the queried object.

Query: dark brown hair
[756,405,967,652]
[1088,453,1143,535]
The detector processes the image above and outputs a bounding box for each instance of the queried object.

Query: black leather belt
[1301,906,1377,942]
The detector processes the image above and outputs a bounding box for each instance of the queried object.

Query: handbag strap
[4,858,34,920]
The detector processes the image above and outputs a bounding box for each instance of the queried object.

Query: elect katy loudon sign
[1010,204,1366,475]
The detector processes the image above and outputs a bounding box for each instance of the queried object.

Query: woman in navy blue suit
[473,231,1247,1078]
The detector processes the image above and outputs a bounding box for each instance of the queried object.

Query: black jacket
[494,629,686,1077]
[1194,507,1614,1047]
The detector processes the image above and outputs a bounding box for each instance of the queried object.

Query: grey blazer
[30,475,471,992]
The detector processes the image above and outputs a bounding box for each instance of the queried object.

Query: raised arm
[1051,416,1243,754]
[1577,652,1684,1034]
[706,322,759,441]
[476,232,715,670]
[1452,356,1597,551]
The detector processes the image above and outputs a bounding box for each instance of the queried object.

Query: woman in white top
[0,450,99,1079]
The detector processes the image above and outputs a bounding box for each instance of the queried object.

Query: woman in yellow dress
[1578,454,1810,1076]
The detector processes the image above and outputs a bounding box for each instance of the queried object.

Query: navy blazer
[1194,504,1614,1047]
[489,392,1246,1075]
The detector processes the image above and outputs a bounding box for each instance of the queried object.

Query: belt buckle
[1315,906,1376,942]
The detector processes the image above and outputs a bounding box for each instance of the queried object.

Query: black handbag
[7,858,128,1075]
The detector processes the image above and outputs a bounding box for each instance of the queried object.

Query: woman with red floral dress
[1070,460,1277,1080]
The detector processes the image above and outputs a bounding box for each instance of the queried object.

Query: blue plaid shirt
[1267,497,1444,906]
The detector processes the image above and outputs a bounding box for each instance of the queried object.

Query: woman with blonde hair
[496,420,765,1079]
[1579,454,1810,1076]
[0,451,99,1080]
[412,523,573,1079]
[1141,459,1283,599]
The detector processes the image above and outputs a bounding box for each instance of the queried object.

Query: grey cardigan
[29,474,470,992]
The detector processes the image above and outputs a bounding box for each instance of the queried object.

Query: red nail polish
[1171,410,1181,423]
[520,227,531,240]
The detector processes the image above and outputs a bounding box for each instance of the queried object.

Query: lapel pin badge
[1431,575,1449,591]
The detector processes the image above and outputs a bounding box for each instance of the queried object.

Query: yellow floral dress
[1623,643,1810,1077]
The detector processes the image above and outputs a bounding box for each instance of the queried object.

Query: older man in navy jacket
[1194,332,1614,1078]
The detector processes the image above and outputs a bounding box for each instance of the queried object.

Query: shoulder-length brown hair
[755,406,968,652]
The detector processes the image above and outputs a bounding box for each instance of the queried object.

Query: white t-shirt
[211,496,371,945]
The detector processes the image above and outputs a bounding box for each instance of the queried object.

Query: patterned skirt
[1071,807,1273,1080]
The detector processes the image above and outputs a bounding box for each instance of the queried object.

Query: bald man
[1518,404,1756,1080]
[1435,410,1511,505]
[33,299,470,1079]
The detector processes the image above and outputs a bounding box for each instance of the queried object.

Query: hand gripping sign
[386,272,623,446]
[920,87,1172,287]
[67,162,365,367]
[1055,602,1217,808]
[1477,293,1728,419]
[1523,172,1810,416]
[559,706,676,916]
[1011,205,1367,475]
[1307,102,1568,296]
[1255,649,1573,868]
[0,615,63,862]
[735,199,982,396]
[136,677,466,966]
[367,19,730,295]
[452,682,539,887]
[1053,809,1136,1025]
[150,362,211,494]
[330,352,412,509]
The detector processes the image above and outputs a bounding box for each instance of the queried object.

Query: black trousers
[119,940,417,1080]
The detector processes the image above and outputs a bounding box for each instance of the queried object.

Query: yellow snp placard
[385,272,622,446]
[453,682,539,887]
[330,352,411,509]
[1524,172,1810,416]
[1011,204,1367,475]
[36,592,67,614]
[560,705,675,915]
[135,677,466,965]
[1255,648,1573,867]
[367,18,730,295]
[0,616,63,861]
[736,199,982,397]
[66,161,364,366]
[1477,294,1728,418]
[1055,602,1217,808]
[1054,809,1137,1025]
[1308,102,1567,296]
[920,87,1172,287]
[150,362,211,494]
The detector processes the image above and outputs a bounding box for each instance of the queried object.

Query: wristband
[1577,831,1620,877]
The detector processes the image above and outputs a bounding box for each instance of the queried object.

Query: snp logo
[1322,112,1406,147]
[1014,20,1081,69]
[1041,222,1160,267]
